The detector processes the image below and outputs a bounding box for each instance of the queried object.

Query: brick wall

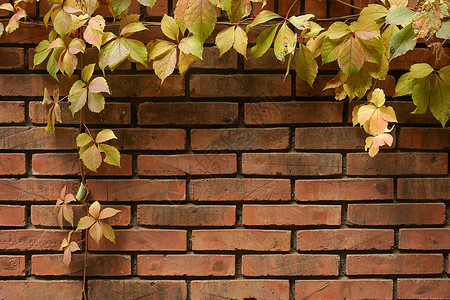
[0,0,449,299]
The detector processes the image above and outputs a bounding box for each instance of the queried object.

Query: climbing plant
[0,0,448,297]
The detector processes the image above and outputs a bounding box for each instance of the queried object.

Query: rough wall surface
[0,0,449,299]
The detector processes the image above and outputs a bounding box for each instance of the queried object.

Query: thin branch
[334,0,363,10]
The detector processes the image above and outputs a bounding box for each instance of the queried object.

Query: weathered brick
[0,48,24,69]
[88,280,187,300]
[0,101,25,124]
[295,280,393,300]
[0,256,26,277]
[245,102,343,124]
[193,47,238,69]
[295,179,393,201]
[31,205,131,227]
[88,230,186,251]
[191,280,289,300]
[190,74,291,97]
[138,255,235,276]
[0,74,76,96]
[32,153,132,176]
[399,229,450,250]
[0,205,26,227]
[138,154,237,176]
[146,0,168,16]
[192,229,291,251]
[305,0,327,17]
[191,178,291,201]
[243,205,341,226]
[191,128,290,150]
[137,205,235,227]
[0,154,26,175]
[32,254,131,276]
[330,0,351,16]
[398,279,450,299]
[0,127,77,150]
[397,178,449,200]
[0,230,81,251]
[87,180,185,202]
[0,179,78,201]
[347,203,446,226]
[252,0,275,16]
[242,153,342,176]
[297,229,394,251]
[244,50,291,70]
[399,128,450,150]
[347,153,448,175]
[29,102,131,125]
[390,48,450,69]
[0,281,82,300]
[242,254,339,276]
[138,102,238,125]
[347,254,444,275]
[106,75,185,97]
[278,0,300,15]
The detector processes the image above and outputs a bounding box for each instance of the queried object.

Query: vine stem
[285,0,300,18]
[334,0,363,10]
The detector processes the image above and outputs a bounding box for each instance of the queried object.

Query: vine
[0,0,448,296]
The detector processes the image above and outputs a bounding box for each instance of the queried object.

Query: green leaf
[246,10,280,31]
[99,221,115,243]
[98,144,121,167]
[34,40,51,66]
[411,77,430,114]
[394,72,416,97]
[100,39,130,71]
[68,85,88,114]
[216,26,235,56]
[54,9,72,38]
[178,52,198,76]
[77,133,93,148]
[296,43,318,88]
[386,7,415,26]
[121,22,147,37]
[161,14,179,41]
[62,51,78,77]
[338,37,365,76]
[273,22,296,61]
[84,16,105,50]
[137,0,157,7]
[288,14,314,31]
[178,36,203,59]
[439,65,450,85]
[326,21,351,39]
[76,216,96,230]
[321,37,345,64]
[358,37,384,64]
[47,49,62,81]
[174,0,217,43]
[410,63,434,79]
[345,67,372,100]
[112,0,131,17]
[122,38,148,67]
[429,77,450,127]
[81,64,96,82]
[96,129,117,143]
[153,46,177,83]
[233,26,248,58]
[81,144,102,172]
[352,19,380,40]
[87,91,105,113]
[227,0,252,23]
[436,19,450,39]
[359,4,388,21]
[248,24,279,59]
[389,23,417,61]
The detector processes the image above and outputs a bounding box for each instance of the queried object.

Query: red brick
[191,280,289,300]
[88,229,186,251]
[0,48,24,69]
[305,0,327,17]
[31,205,131,227]
[0,74,76,96]
[0,127,77,150]
[87,180,185,202]
[398,279,450,299]
[297,75,336,97]
[244,102,343,124]
[391,48,450,70]
[278,0,300,15]
[399,229,450,250]
[138,254,235,276]
[347,203,446,226]
[0,205,25,227]
[244,51,292,70]
[138,102,238,125]
[252,0,275,16]
[242,153,342,176]
[0,281,82,300]
[191,128,289,150]
[295,280,393,300]
[138,154,237,176]
[29,102,131,125]
[297,229,394,251]
[0,256,25,276]
[32,254,131,276]
[399,128,450,150]
[0,101,25,124]
[193,47,238,69]
[347,254,444,275]
[0,154,26,175]
[347,153,448,175]
[295,127,396,150]
[295,179,393,201]
[107,75,185,97]
[0,179,78,201]
[88,280,187,300]
[32,153,132,176]
[0,0,10,17]
[243,204,341,226]
[242,254,339,276]
[191,178,291,201]
[190,74,291,97]
[91,128,186,150]
[330,0,351,16]
[397,178,449,200]
[137,205,235,227]
[192,229,291,251]
[146,0,168,16]
[0,230,81,251]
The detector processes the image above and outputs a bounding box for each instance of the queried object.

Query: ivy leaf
[99,39,130,71]
[90,222,103,244]
[306,31,326,58]
[359,4,388,21]
[54,9,72,38]
[338,37,365,77]
[76,216,96,230]
[386,6,415,26]
[152,45,177,83]
[99,207,121,219]
[226,0,252,23]
[96,129,117,143]
[137,0,157,7]
[410,63,434,78]
[174,0,217,43]
[62,51,78,77]
[352,19,380,40]
[296,43,318,88]
[246,10,280,31]
[429,77,450,127]
[84,15,105,50]
[273,22,296,62]
[366,133,394,157]
[178,36,203,59]
[87,91,105,113]
[99,222,115,243]
[321,36,345,64]
[394,72,416,97]
[411,77,430,114]
[85,0,99,15]
[161,14,179,41]
[81,64,96,82]
[68,81,88,115]
[81,144,102,172]
[76,133,93,147]
[178,52,198,76]
[248,24,279,59]
[389,23,417,61]
[326,22,351,39]
[439,66,450,85]
[6,8,27,34]
[216,26,235,56]
[436,19,450,39]
[121,22,147,37]
[344,66,372,100]
[98,144,121,167]
[233,26,248,58]
[288,14,314,31]
[89,77,110,93]
[122,38,148,67]
[112,0,131,17]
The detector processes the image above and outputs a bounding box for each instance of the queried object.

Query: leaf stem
[285,0,300,18]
